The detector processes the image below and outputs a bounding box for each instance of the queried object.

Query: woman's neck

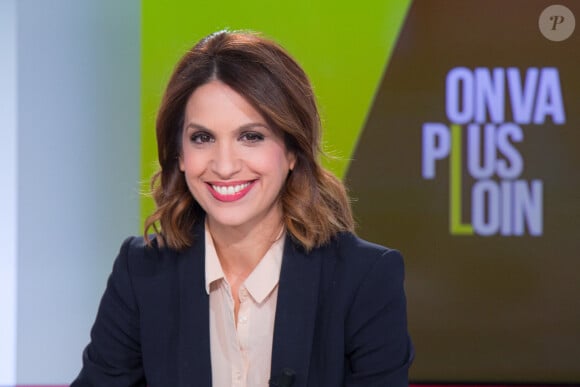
[207,214,284,282]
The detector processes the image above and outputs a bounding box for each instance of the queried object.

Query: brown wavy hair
[144,30,354,251]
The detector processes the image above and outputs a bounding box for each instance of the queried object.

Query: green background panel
[141,0,411,222]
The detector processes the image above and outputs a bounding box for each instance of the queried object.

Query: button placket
[232,368,242,387]
[237,285,251,351]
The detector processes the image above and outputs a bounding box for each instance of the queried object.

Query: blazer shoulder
[116,235,158,262]
[120,234,164,253]
[333,232,403,265]
[113,235,187,276]
[324,232,406,290]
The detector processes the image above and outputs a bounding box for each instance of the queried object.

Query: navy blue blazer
[72,222,413,386]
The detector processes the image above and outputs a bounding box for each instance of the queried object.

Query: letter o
[472,180,500,236]
[446,67,474,124]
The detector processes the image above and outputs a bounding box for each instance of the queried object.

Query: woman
[72,30,413,387]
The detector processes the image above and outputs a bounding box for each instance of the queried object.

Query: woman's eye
[190,132,213,144]
[240,132,265,143]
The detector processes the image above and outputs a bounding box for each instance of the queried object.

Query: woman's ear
[288,152,296,171]
[178,154,185,172]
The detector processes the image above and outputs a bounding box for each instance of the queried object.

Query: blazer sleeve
[344,248,414,387]
[71,237,146,387]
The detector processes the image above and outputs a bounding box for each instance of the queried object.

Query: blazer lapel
[271,237,323,387]
[176,222,212,387]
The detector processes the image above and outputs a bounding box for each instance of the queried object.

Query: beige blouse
[204,227,284,387]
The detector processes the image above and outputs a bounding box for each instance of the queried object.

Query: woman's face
[179,80,296,233]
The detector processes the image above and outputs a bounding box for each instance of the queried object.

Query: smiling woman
[144,30,354,252]
[71,30,413,387]
[179,81,296,237]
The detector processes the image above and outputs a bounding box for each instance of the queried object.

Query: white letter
[446,67,473,124]
[475,68,505,123]
[472,180,500,236]
[496,123,524,179]
[507,67,538,125]
[514,180,543,236]
[534,68,565,124]
[467,123,495,179]
[422,123,450,179]
[500,180,513,236]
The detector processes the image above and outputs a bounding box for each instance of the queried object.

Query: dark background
[347,1,580,383]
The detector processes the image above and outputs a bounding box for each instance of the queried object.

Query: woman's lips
[207,180,255,202]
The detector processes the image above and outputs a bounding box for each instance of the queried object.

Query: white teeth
[212,182,250,196]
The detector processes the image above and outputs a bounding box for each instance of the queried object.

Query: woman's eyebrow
[237,123,270,131]
[184,122,270,134]
[184,123,213,133]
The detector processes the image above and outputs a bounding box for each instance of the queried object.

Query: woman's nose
[210,142,241,179]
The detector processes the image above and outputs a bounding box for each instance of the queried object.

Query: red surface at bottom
[11,384,573,387]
